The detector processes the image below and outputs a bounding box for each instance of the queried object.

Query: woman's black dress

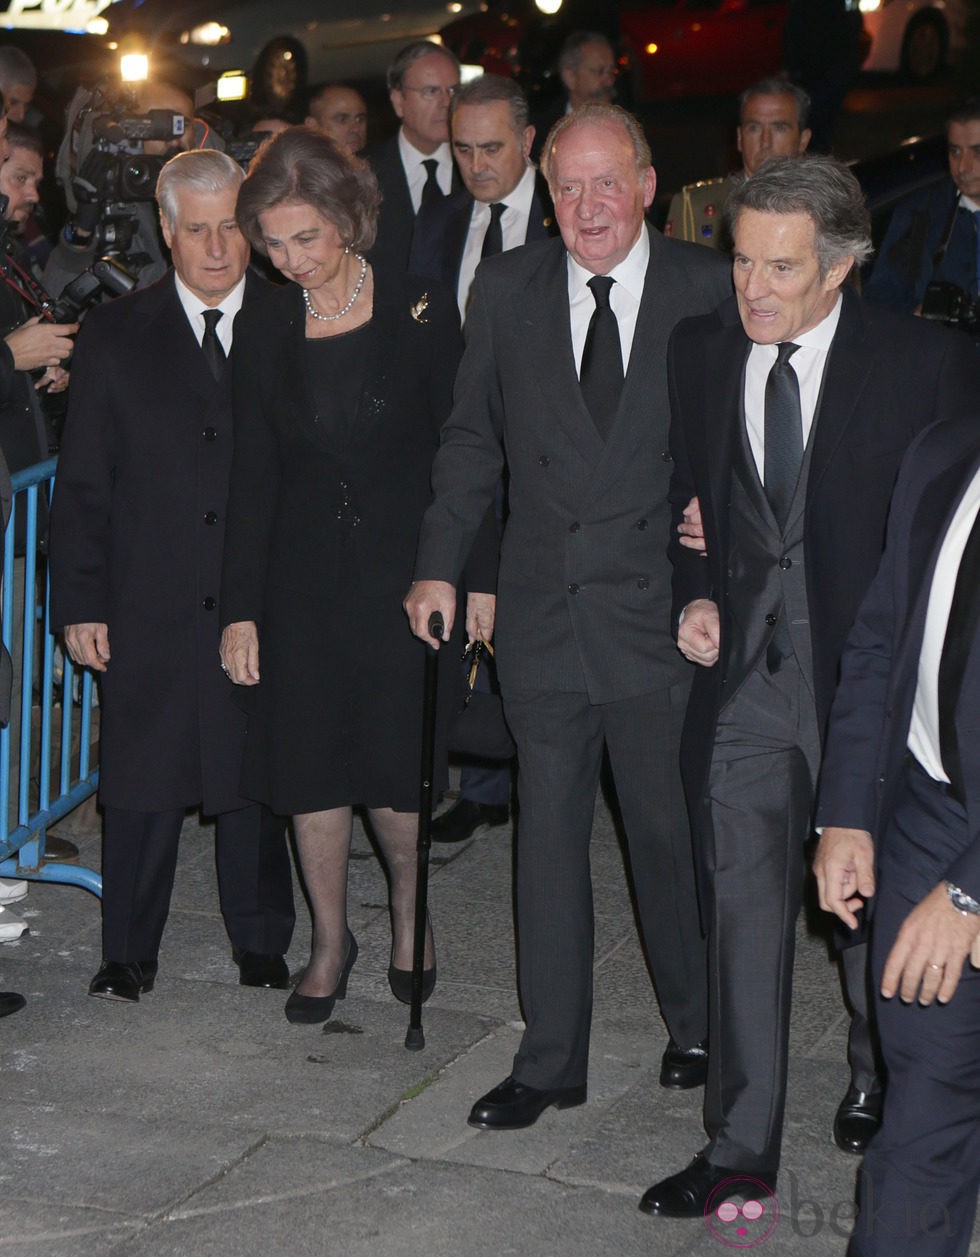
[220,272,489,815]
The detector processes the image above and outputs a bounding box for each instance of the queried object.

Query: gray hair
[156,149,244,229]
[0,46,35,94]
[738,77,811,132]
[386,40,460,93]
[541,102,651,186]
[726,153,872,276]
[236,126,380,255]
[557,31,614,78]
[449,73,529,135]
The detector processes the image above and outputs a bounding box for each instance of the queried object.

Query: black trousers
[101,803,295,963]
[850,763,980,1257]
[504,683,706,1090]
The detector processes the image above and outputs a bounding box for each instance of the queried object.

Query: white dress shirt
[567,226,650,377]
[457,164,537,321]
[743,292,843,481]
[908,464,980,782]
[399,130,454,214]
[174,272,246,355]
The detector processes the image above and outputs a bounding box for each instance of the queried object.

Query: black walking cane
[406,609,444,1050]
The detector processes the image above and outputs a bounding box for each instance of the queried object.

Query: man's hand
[678,495,707,554]
[220,620,260,685]
[677,598,720,666]
[6,317,78,372]
[64,622,110,672]
[404,579,456,648]
[813,826,875,930]
[36,365,69,393]
[466,591,495,644]
[881,882,980,1005]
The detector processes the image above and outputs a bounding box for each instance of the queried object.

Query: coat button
[636,519,648,530]
[203,426,217,441]
[569,522,580,533]
[568,583,580,595]
[203,596,216,611]
[779,556,792,570]
[637,577,649,590]
[538,455,550,467]
[204,511,217,525]
[765,612,777,626]
[661,450,671,462]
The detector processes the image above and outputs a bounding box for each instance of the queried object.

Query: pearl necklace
[303,253,367,322]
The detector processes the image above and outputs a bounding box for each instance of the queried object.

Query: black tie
[201,309,226,381]
[579,275,623,441]
[764,342,803,530]
[481,202,505,259]
[938,505,980,801]
[421,159,443,207]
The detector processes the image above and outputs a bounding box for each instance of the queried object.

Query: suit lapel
[806,292,873,501]
[150,273,221,406]
[523,245,605,467]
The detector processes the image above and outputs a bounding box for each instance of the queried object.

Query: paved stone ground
[0,778,975,1257]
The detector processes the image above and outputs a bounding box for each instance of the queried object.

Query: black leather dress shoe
[833,1083,883,1155]
[640,1154,775,1218]
[233,949,290,989]
[0,991,25,1017]
[659,1038,708,1089]
[431,799,508,844]
[468,1075,587,1130]
[88,960,158,1003]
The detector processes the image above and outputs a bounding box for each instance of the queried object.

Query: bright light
[447,1,463,11]
[646,42,659,55]
[120,53,149,83]
[535,0,563,13]
[86,16,108,35]
[460,64,484,82]
[187,21,231,46]
[217,71,249,101]
[859,0,881,10]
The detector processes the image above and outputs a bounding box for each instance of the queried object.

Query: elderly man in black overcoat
[49,149,295,1002]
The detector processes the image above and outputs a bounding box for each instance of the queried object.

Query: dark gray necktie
[421,159,443,207]
[938,504,980,802]
[481,202,505,259]
[579,275,623,441]
[764,342,802,529]
[201,309,226,381]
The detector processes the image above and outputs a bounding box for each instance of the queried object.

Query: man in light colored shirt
[648,153,980,1221]
[364,40,461,274]
[406,102,730,1137]
[815,414,980,1257]
[49,150,295,1005]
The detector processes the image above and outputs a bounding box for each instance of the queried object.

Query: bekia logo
[704,1177,780,1248]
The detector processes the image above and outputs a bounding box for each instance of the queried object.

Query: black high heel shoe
[285,932,358,1025]
[387,961,437,1005]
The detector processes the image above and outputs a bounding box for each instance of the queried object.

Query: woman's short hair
[156,148,244,230]
[236,126,380,255]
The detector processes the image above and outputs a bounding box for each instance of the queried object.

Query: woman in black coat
[220,129,493,1024]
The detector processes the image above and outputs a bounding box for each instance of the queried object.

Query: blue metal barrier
[0,457,101,897]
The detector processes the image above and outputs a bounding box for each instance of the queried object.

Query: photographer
[865,97,980,324]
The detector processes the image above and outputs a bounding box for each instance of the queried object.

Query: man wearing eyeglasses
[365,40,462,275]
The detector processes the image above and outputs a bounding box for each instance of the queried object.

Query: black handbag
[449,640,516,761]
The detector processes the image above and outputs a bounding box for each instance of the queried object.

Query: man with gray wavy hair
[643,153,980,1220]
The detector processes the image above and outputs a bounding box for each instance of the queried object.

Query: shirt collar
[472,163,537,220]
[398,129,451,174]
[174,270,246,327]
[566,224,650,304]
[959,192,980,213]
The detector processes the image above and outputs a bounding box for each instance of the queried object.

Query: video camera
[920,280,980,338]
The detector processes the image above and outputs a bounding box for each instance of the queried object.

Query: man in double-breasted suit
[49,150,295,1003]
[406,103,731,1132]
[816,415,980,1257]
[643,154,980,1219]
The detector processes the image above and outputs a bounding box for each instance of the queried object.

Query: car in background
[102,0,482,108]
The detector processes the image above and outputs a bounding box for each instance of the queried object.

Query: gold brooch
[411,293,430,324]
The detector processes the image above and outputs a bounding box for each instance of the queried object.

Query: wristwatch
[945,881,980,916]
